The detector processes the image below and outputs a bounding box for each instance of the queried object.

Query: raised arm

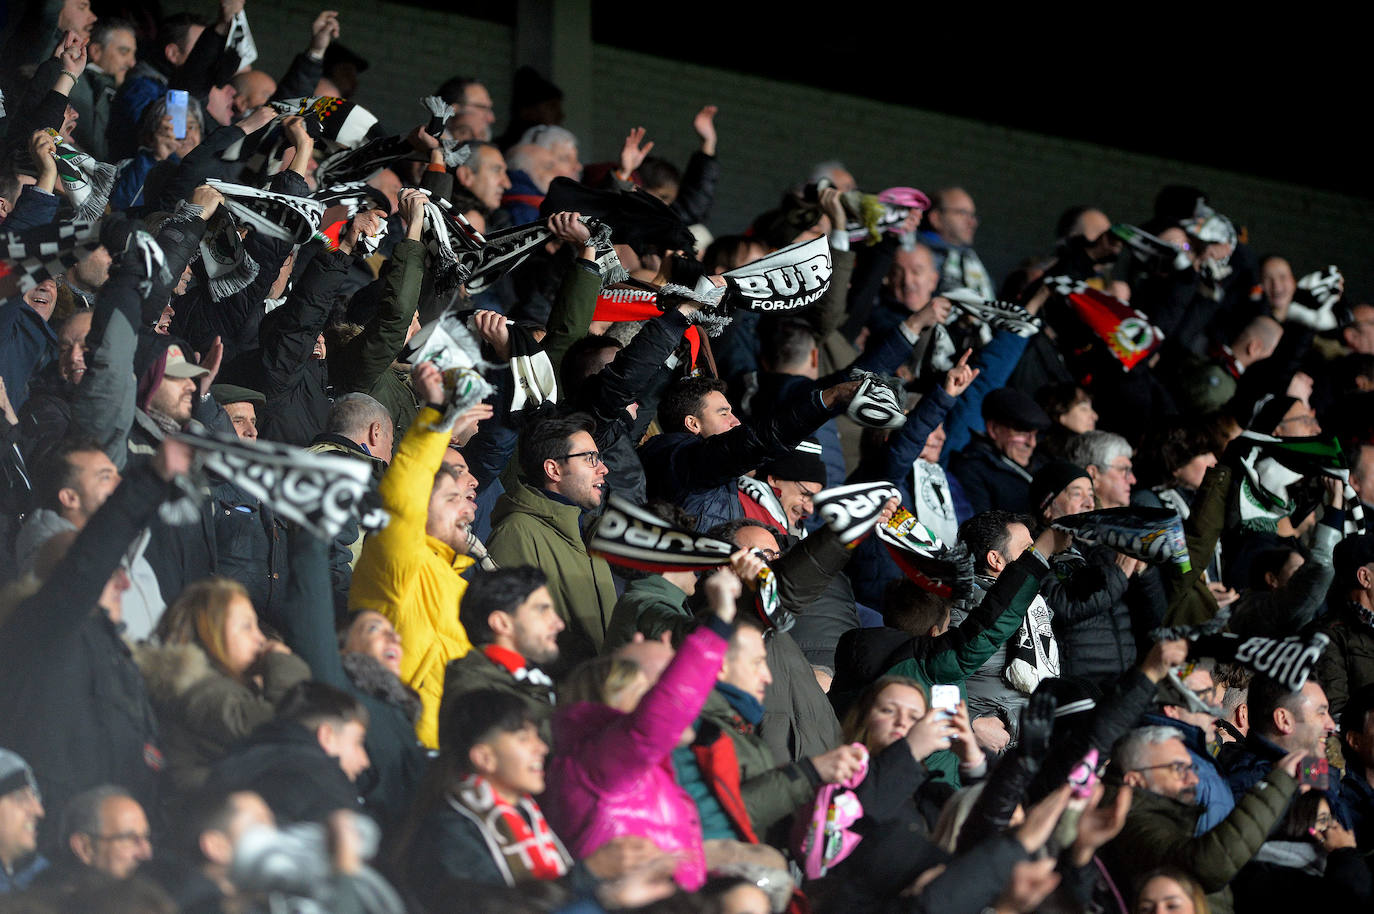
[0,439,187,655]
[277,526,350,689]
[343,192,427,398]
[542,213,600,376]
[585,572,735,790]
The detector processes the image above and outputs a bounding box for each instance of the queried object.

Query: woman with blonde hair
[542,566,747,890]
[1134,868,1210,914]
[136,577,311,792]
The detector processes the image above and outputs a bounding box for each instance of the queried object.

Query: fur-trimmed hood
[134,641,219,704]
[341,652,422,723]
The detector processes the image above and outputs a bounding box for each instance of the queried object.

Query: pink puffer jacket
[543,623,728,890]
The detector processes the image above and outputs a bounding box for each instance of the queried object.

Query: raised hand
[59,31,88,78]
[1070,783,1131,864]
[412,361,446,405]
[236,105,277,135]
[811,744,866,783]
[190,184,224,220]
[818,186,846,232]
[450,401,494,447]
[471,310,511,362]
[619,126,654,177]
[692,105,718,156]
[729,548,768,589]
[547,211,592,248]
[399,188,427,240]
[339,208,386,255]
[310,10,340,53]
[153,437,194,482]
[943,348,981,397]
[947,702,987,768]
[1014,783,1073,853]
[1139,638,1188,683]
[704,565,742,623]
[995,858,1062,914]
[906,707,958,760]
[197,336,224,397]
[29,131,59,192]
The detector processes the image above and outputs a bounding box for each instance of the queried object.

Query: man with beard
[1103,726,1304,914]
[487,413,614,670]
[349,361,491,749]
[442,567,563,743]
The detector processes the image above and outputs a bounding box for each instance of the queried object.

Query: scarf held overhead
[1051,506,1191,572]
[175,427,383,541]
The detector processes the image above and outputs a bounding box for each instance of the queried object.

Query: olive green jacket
[1101,768,1298,914]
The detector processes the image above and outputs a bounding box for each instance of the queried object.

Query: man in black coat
[0,438,189,852]
[949,388,1050,517]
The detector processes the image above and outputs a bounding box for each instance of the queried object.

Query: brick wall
[239,1,1374,298]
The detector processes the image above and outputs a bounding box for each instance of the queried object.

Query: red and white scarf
[449,774,571,884]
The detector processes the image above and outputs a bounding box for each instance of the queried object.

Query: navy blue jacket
[1222,731,1352,829]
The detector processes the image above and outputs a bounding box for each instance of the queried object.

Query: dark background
[446,2,1370,200]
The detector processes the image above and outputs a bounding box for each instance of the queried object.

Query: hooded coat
[134,641,311,794]
[486,474,618,668]
[350,405,476,749]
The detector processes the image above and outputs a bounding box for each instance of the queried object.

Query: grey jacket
[949,575,1028,741]
[15,507,165,640]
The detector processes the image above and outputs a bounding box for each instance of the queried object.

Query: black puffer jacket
[1044,544,1135,686]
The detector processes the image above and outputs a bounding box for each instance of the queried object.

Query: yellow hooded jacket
[349,406,473,747]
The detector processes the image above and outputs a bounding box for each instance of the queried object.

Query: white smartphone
[930,684,960,719]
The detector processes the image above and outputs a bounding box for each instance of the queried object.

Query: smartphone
[930,684,960,719]
[166,89,189,140]
[1298,755,1329,791]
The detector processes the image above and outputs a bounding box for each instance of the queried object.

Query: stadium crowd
[2,2,1374,913]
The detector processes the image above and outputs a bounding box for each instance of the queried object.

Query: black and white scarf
[0,219,100,294]
[1152,609,1330,694]
[175,426,382,540]
[590,496,736,572]
[1289,265,1343,331]
[943,288,1042,338]
[49,130,117,222]
[737,474,794,537]
[194,207,259,301]
[721,235,833,313]
[875,506,975,599]
[400,310,494,431]
[504,322,556,413]
[1051,506,1191,572]
[222,10,257,66]
[207,179,324,245]
[267,96,377,151]
[814,480,902,545]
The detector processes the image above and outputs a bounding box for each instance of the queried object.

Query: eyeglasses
[1313,814,1334,831]
[791,480,819,502]
[555,450,602,467]
[1108,461,1134,475]
[459,101,494,113]
[1132,760,1196,778]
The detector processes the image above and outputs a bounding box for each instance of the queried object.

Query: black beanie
[757,439,827,485]
[1029,459,1090,517]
